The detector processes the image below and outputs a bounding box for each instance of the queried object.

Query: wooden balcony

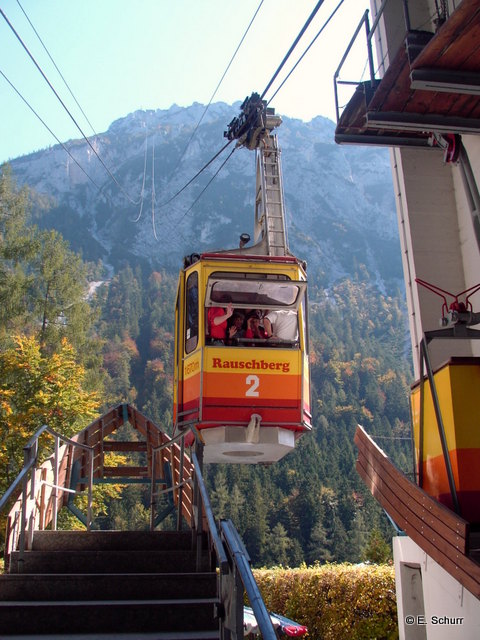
[335,0,480,146]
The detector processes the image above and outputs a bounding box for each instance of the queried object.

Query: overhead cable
[158,139,233,208]
[160,0,326,227]
[177,147,236,223]
[133,130,149,223]
[0,66,102,192]
[267,0,346,105]
[15,0,99,139]
[260,0,326,100]
[0,7,141,205]
[151,140,158,240]
[157,146,237,246]
[168,0,265,180]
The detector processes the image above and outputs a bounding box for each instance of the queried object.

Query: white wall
[394,537,480,640]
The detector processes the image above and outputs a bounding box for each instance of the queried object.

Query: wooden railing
[2,425,94,570]
[355,424,480,598]
[2,404,194,568]
[1,403,278,638]
[64,404,194,528]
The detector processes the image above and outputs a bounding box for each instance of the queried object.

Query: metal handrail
[191,448,276,638]
[150,430,271,636]
[0,424,51,512]
[151,477,192,498]
[44,426,94,530]
[333,0,412,123]
[191,450,229,573]
[0,456,36,513]
[221,519,277,640]
[333,10,371,122]
[1,423,95,566]
[151,426,192,453]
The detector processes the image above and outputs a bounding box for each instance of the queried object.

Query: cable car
[173,95,311,463]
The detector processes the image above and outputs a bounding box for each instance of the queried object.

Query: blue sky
[0,0,370,163]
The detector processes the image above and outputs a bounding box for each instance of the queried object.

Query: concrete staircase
[0,530,220,638]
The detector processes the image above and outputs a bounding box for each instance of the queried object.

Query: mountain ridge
[8,101,401,293]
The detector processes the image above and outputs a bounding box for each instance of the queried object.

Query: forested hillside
[1,107,413,565]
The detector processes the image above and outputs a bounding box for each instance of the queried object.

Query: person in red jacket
[207,297,233,344]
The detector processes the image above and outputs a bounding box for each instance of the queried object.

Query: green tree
[0,167,99,367]
[363,527,392,564]
[0,167,38,336]
[210,469,230,519]
[32,229,92,354]
[265,522,291,567]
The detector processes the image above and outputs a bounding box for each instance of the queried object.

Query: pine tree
[0,167,38,337]
[32,229,92,354]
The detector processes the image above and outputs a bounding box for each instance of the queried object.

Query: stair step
[9,633,219,639]
[9,550,210,574]
[0,599,219,634]
[32,530,194,552]
[5,530,218,636]
[0,572,217,601]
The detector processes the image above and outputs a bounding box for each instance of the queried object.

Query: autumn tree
[0,334,99,492]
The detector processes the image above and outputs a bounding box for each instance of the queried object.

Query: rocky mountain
[8,101,401,293]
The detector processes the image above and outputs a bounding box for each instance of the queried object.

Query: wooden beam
[103,441,147,452]
[103,466,149,477]
[355,425,480,599]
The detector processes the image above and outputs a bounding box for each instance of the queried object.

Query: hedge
[252,564,398,640]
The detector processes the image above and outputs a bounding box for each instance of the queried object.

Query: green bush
[252,564,398,640]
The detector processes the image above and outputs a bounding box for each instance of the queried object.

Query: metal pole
[177,436,185,531]
[150,448,156,531]
[87,448,93,530]
[27,439,38,549]
[402,0,411,32]
[408,398,418,486]
[18,467,28,572]
[421,338,461,514]
[18,440,35,571]
[195,439,204,571]
[364,11,375,88]
[418,344,425,488]
[52,436,59,530]
[458,142,480,252]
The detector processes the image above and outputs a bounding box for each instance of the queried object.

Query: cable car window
[210,271,290,281]
[185,272,198,353]
[206,278,305,309]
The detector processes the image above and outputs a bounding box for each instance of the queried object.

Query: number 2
[246,374,260,397]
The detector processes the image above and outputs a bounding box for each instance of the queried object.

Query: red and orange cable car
[173,95,311,463]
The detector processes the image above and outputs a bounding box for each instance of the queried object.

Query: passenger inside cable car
[225,309,269,346]
[205,273,302,348]
[206,295,233,345]
[244,310,268,341]
[226,311,246,344]
[264,309,298,341]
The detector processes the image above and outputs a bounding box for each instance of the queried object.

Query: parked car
[244,606,308,637]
